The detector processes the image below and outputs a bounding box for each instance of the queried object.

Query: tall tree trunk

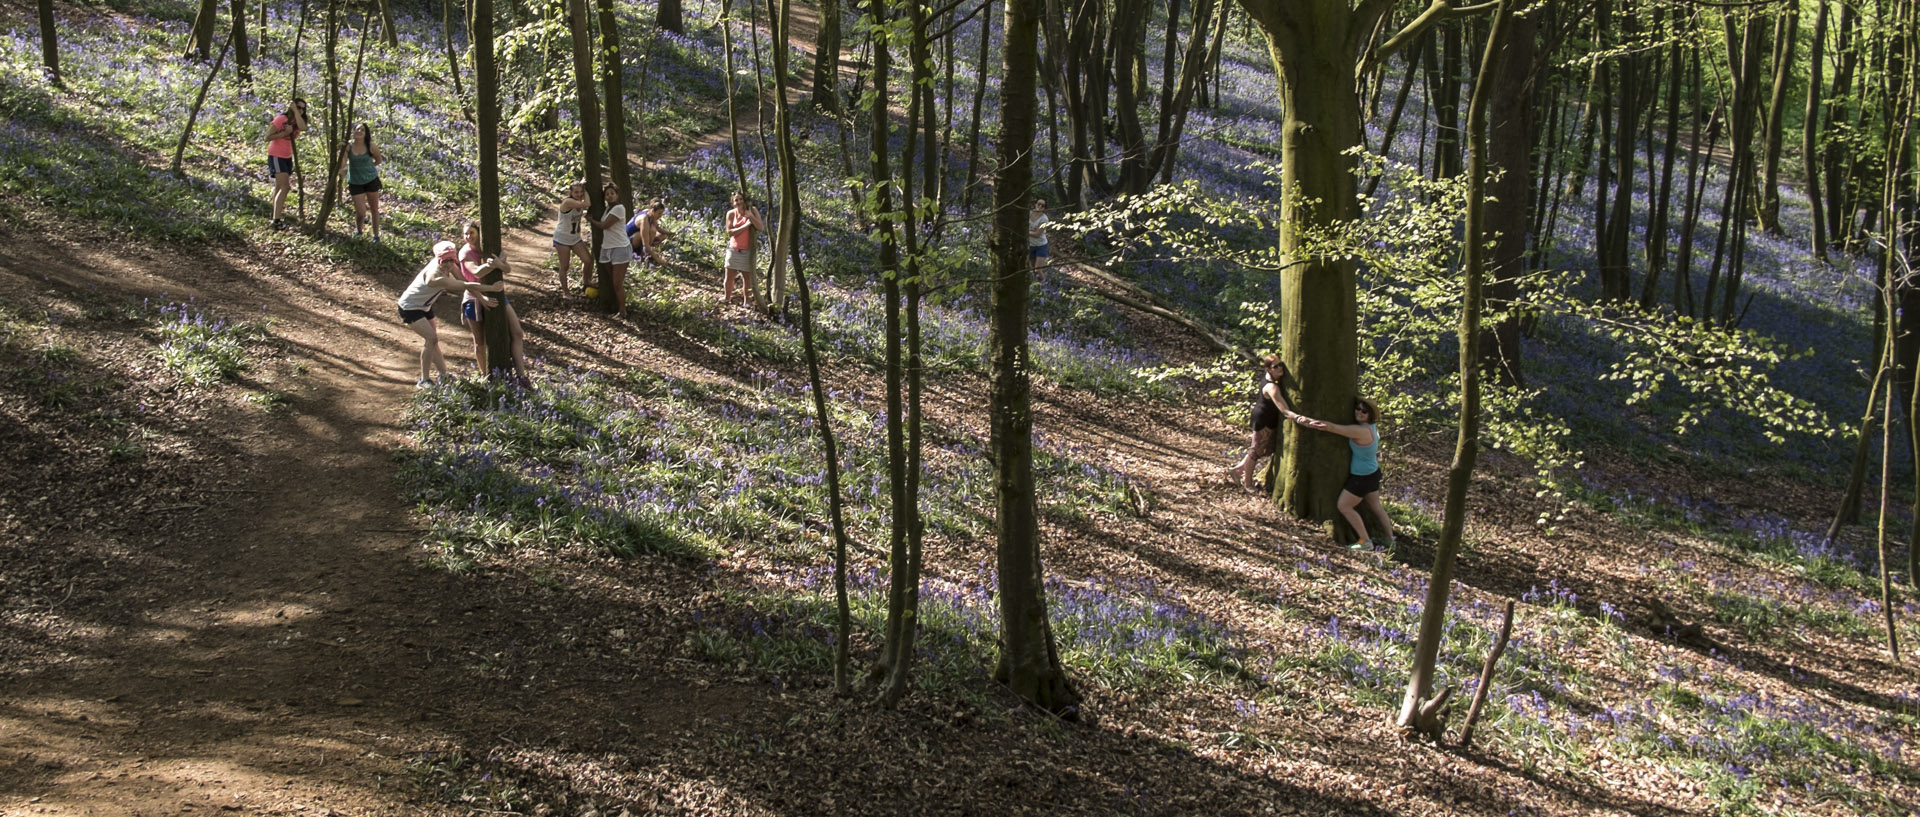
[597,0,631,316]
[1805,0,1830,260]
[1599,0,1639,302]
[660,0,685,34]
[809,0,838,108]
[568,0,604,274]
[962,0,993,214]
[881,0,932,708]
[1642,27,1680,308]
[1399,0,1520,740]
[231,0,252,84]
[1756,1,1798,235]
[1479,6,1534,385]
[473,0,514,377]
[722,0,749,194]
[38,0,60,85]
[1825,1,1856,246]
[187,0,218,60]
[314,9,370,235]
[443,0,466,99]
[992,0,1076,716]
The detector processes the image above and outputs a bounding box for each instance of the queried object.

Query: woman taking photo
[1281,396,1396,552]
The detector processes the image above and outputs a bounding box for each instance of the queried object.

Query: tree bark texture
[597,0,632,316]
[37,0,59,84]
[992,0,1077,716]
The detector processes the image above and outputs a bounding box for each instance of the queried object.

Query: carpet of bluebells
[8,0,1919,812]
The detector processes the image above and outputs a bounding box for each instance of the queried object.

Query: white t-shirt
[552,204,584,245]
[600,204,627,253]
[1029,213,1050,248]
[397,260,443,312]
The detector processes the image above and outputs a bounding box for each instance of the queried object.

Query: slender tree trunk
[1825,1,1856,246]
[597,0,631,316]
[962,0,993,214]
[1400,0,1520,740]
[231,0,252,85]
[568,0,604,281]
[809,0,839,108]
[722,0,749,194]
[313,10,369,235]
[1364,48,1421,202]
[173,34,234,175]
[1805,0,1830,260]
[1642,30,1680,308]
[992,0,1076,716]
[1756,1,1798,235]
[444,0,466,99]
[38,0,60,85]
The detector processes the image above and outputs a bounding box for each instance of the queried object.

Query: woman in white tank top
[551,181,594,295]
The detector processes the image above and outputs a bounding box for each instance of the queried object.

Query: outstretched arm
[1281,405,1373,443]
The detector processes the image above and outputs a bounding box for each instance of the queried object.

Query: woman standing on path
[266,97,308,230]
[1281,396,1396,552]
[551,181,593,294]
[339,122,384,241]
[592,183,632,318]
[722,191,765,308]
[396,241,505,388]
[1229,354,1288,494]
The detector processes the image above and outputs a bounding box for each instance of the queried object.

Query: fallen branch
[1457,599,1514,750]
[1067,261,1257,364]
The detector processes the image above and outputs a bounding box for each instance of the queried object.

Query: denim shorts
[1029,244,1051,259]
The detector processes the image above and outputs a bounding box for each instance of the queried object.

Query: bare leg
[406,318,448,382]
[464,312,487,374]
[350,193,368,233]
[609,263,629,318]
[554,245,572,292]
[270,171,292,223]
[1363,492,1395,544]
[367,190,382,239]
[1231,427,1274,490]
[505,304,529,376]
[1337,489,1371,546]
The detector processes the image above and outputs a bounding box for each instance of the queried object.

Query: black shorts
[1343,469,1382,496]
[348,178,383,196]
[398,308,433,325]
[267,155,294,176]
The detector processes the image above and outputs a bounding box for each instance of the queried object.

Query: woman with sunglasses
[1282,395,1396,552]
[1230,354,1289,494]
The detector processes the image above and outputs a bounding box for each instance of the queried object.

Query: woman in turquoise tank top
[339,123,384,242]
[1281,396,1396,552]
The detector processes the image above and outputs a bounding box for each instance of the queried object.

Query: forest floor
[4,5,1919,817]
[6,175,1913,816]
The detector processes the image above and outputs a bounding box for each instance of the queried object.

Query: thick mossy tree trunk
[1238,0,1366,533]
[992,0,1077,717]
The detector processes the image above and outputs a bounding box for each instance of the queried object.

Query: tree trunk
[597,0,631,316]
[992,0,1077,716]
[444,0,465,99]
[660,0,685,34]
[568,0,603,281]
[38,0,60,85]
[187,0,218,60]
[1641,29,1680,308]
[808,0,837,107]
[172,34,234,175]
[231,0,252,84]
[473,0,514,377]
[881,0,932,708]
[722,0,749,194]
[962,0,993,214]
[1804,0,1830,260]
[1479,5,1534,385]
[313,9,370,235]
[1756,1,1797,235]
[1400,0,1520,740]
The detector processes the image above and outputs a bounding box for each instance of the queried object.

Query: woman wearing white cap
[396,240,508,388]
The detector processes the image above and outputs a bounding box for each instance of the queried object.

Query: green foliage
[153,302,263,387]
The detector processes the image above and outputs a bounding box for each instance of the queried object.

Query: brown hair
[1355,397,1380,423]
